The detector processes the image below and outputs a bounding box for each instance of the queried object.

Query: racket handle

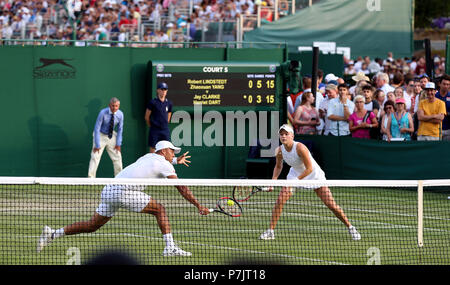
[261,186,273,192]
[209,208,215,212]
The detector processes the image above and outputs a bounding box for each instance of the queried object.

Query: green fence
[1,44,287,178]
[295,135,450,180]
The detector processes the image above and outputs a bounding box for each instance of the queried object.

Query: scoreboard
[149,61,281,110]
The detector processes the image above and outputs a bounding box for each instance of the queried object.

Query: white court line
[18,232,349,265]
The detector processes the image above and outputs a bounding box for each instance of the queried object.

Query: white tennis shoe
[37,225,55,253]
[259,229,275,240]
[348,226,361,241]
[163,246,192,257]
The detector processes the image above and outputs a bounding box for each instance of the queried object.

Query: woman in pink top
[349,95,378,139]
[293,92,320,135]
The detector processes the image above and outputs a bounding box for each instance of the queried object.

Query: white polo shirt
[116,153,176,179]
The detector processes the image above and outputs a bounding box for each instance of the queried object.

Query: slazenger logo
[33,58,76,79]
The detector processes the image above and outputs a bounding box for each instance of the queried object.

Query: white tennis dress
[281,141,326,182]
[96,153,176,217]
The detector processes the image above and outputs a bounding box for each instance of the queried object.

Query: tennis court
[1,179,449,265]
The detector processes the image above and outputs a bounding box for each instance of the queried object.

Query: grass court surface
[1,184,449,265]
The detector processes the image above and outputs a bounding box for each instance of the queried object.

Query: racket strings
[234,186,253,201]
[218,198,241,216]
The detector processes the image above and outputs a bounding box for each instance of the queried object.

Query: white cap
[155,140,181,154]
[279,124,294,134]
[424,82,435,89]
[325,73,338,83]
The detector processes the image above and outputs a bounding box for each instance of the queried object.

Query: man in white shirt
[37,141,210,257]
[327,84,355,136]
[319,83,339,135]
[376,72,395,95]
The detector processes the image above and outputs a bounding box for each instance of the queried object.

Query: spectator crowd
[288,52,450,142]
[0,0,277,45]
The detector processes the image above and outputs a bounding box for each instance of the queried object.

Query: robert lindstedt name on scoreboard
[187,79,227,90]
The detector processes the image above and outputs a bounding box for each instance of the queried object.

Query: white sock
[163,233,175,248]
[53,228,65,239]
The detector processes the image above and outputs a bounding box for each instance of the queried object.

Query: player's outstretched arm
[167,175,210,215]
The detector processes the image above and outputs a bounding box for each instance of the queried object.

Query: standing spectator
[387,98,414,141]
[374,89,386,114]
[415,57,426,76]
[293,75,324,112]
[362,85,380,118]
[88,97,124,178]
[319,83,339,135]
[349,71,370,98]
[435,74,450,140]
[376,72,395,95]
[417,82,447,141]
[145,82,172,153]
[292,92,320,135]
[327,84,355,137]
[405,79,416,115]
[413,78,425,113]
[348,95,378,139]
[380,100,395,141]
[394,87,411,112]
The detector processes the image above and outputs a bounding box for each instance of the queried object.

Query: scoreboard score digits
[150,61,280,109]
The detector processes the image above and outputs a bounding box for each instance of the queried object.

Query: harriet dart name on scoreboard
[153,62,279,108]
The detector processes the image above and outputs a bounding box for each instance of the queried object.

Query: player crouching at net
[37,140,210,256]
[259,124,361,241]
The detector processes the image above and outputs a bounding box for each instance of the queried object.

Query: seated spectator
[348,95,378,139]
[386,98,414,141]
[344,61,356,75]
[380,100,395,141]
[293,92,320,135]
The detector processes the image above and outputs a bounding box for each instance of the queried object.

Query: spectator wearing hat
[386,98,414,141]
[417,82,447,141]
[145,82,173,153]
[435,74,450,140]
[344,61,356,75]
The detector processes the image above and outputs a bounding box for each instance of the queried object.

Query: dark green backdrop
[1,45,286,178]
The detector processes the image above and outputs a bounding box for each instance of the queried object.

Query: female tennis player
[37,141,210,257]
[259,124,361,241]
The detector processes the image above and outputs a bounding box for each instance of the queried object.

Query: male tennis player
[259,124,361,241]
[37,141,210,256]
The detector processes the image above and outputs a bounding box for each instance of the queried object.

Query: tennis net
[1,177,449,265]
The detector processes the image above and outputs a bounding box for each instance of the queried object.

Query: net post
[417,180,424,248]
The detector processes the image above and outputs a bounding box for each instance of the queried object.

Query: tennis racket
[209,197,243,217]
[233,185,273,202]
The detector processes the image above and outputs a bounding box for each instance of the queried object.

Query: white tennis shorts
[95,185,151,217]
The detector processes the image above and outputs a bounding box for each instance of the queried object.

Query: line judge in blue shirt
[145,82,173,153]
[88,97,124,178]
